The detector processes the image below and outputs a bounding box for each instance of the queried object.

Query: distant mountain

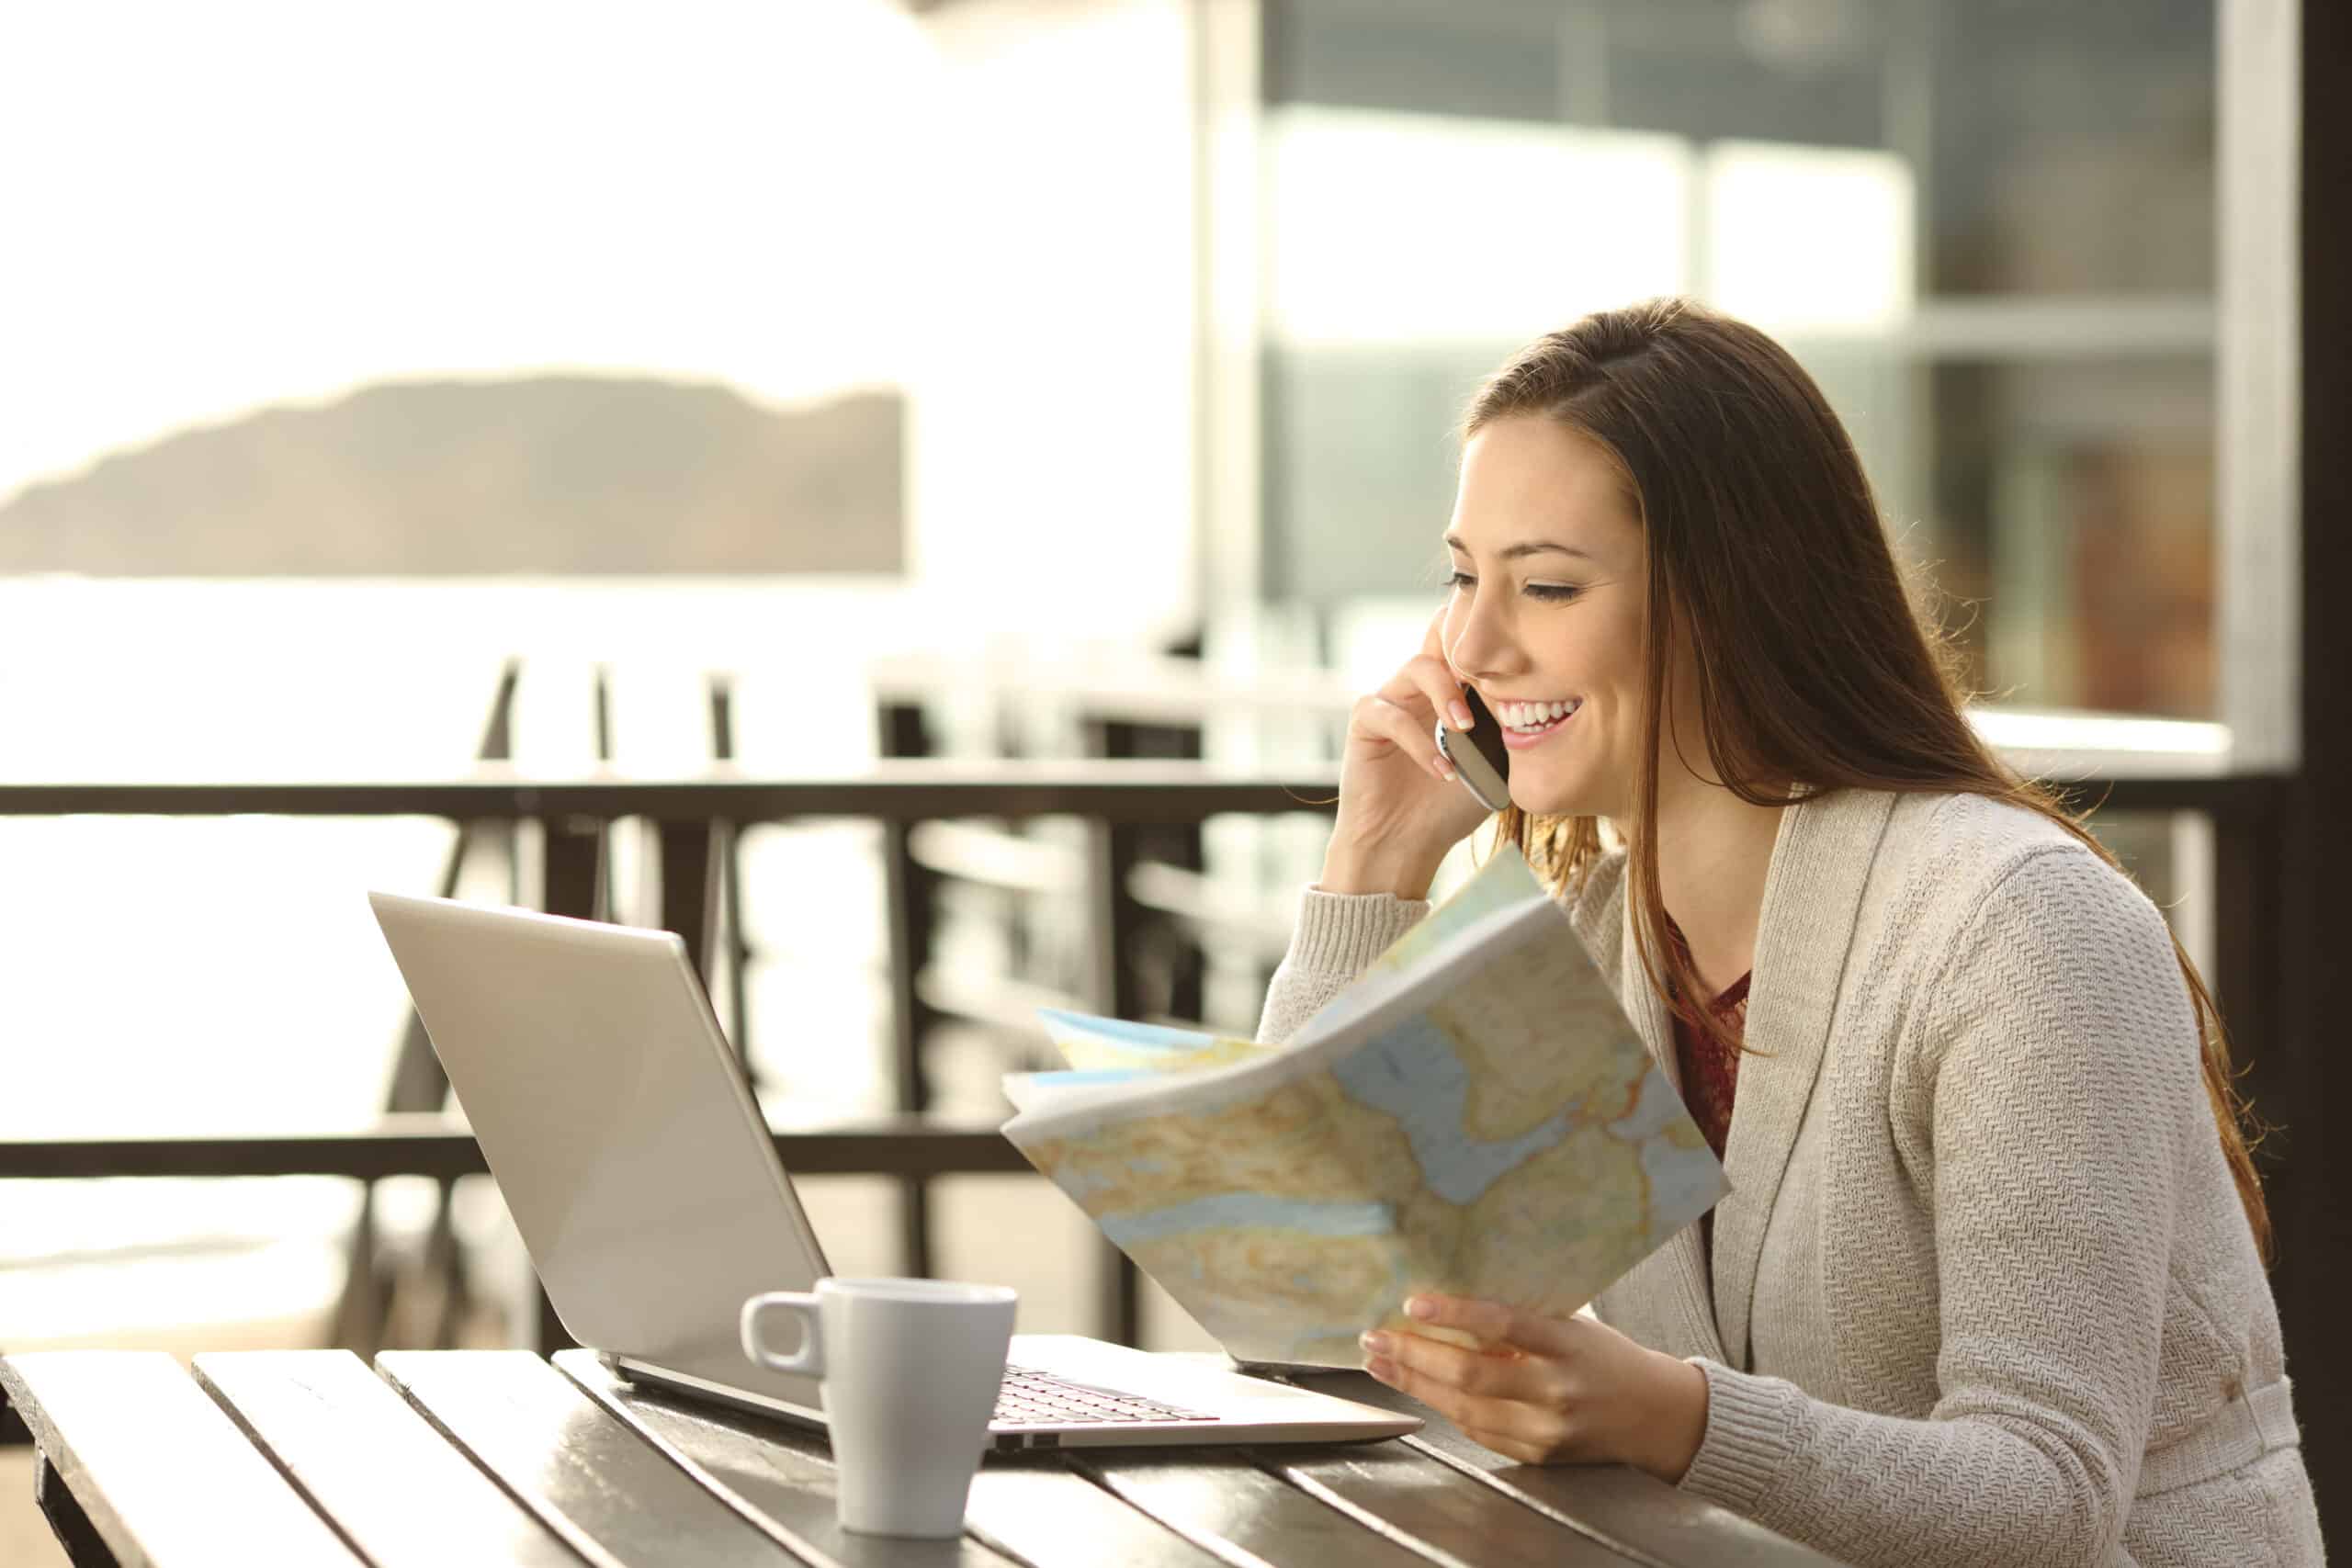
[0,377,903,575]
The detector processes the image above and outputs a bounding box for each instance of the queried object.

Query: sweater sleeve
[1253,885,1430,1043]
[1676,848,2201,1568]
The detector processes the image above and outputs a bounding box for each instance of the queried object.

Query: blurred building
[915,0,2255,722]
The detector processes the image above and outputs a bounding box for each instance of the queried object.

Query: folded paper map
[1000,845,1728,1368]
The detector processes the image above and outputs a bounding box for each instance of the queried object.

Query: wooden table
[1,1349,1841,1567]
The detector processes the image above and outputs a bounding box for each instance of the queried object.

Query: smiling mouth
[1492,697,1580,750]
[1495,698,1580,729]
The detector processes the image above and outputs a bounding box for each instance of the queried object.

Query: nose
[1442,581,1522,687]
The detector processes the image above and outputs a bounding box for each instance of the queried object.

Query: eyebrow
[1442,534,1594,562]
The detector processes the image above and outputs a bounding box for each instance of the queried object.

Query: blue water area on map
[1621,1069,1730,1224]
[1024,1069,1152,1090]
[1099,1194,1397,1248]
[1038,1009,1217,1051]
[1329,1014,1571,1204]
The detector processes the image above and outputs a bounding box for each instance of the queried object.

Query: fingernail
[1449,702,1474,730]
[1365,1356,1395,1382]
[1405,1295,1438,1320]
[1360,1330,1390,1355]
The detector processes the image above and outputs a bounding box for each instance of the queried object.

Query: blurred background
[3,0,2342,1550]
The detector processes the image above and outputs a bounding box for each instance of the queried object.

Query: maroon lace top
[1666,927,1751,1264]
[1672,969,1752,1164]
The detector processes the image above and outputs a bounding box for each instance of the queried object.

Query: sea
[0,574,1329,1348]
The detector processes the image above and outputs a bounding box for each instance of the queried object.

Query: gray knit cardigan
[1257,788,2324,1567]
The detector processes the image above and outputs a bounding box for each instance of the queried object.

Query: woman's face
[1441,415,1658,821]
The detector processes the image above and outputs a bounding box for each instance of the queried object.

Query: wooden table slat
[1069,1449,1454,1568]
[1260,1445,1637,1568]
[0,1351,366,1567]
[962,1459,1238,1568]
[1282,1373,1847,1568]
[377,1350,807,1568]
[3,1345,1846,1568]
[193,1350,583,1568]
[549,1350,1025,1568]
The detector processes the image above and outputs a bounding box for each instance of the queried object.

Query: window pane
[1258,0,2219,719]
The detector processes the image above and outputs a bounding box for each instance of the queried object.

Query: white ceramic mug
[740,1276,1017,1539]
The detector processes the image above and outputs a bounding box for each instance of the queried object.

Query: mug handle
[741,1292,824,1375]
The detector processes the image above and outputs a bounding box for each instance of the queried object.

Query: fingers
[1457,1424,1555,1467]
[1353,658,1473,785]
[1350,612,1473,773]
[1363,1298,1660,1471]
[1360,1341,1577,1459]
[1370,1325,1553,1402]
[1348,692,1456,785]
[1340,615,1485,794]
[1388,650,1476,735]
[1359,1296,1596,1464]
[1403,1292,1577,1359]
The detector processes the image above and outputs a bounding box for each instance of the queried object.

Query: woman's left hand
[1361,1294,1711,1483]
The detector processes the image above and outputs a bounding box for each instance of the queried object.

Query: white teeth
[1498,699,1578,731]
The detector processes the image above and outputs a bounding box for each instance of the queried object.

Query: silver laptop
[368,891,1419,1450]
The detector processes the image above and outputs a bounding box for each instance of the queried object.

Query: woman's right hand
[1320,608,1497,899]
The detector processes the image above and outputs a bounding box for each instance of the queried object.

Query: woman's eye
[1444,571,1580,604]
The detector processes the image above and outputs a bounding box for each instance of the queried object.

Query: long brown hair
[1463,297,2270,1261]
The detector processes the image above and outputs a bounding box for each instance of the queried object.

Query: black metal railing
[0,703,2290,1360]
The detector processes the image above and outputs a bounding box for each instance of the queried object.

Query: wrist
[1318,835,1443,901]
[1634,1353,1710,1484]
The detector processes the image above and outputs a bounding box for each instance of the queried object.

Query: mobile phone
[1433,685,1510,812]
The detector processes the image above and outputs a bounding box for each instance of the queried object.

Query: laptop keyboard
[991,1366,1220,1427]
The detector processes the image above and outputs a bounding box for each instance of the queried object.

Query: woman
[1258,299,2324,1566]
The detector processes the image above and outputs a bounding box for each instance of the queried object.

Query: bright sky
[0,0,937,508]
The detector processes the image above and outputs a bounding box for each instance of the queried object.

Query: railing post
[341,659,518,1357]
[1081,716,1209,1024]
[1076,711,1212,1348]
[878,699,940,1280]
[707,675,755,1071]
[656,819,723,987]
[526,812,605,1353]
[541,817,604,926]
[1083,811,1148,1348]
